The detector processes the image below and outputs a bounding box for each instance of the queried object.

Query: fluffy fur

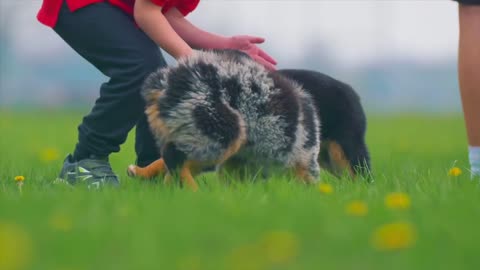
[131,50,322,190]
[128,50,371,189]
[278,69,371,177]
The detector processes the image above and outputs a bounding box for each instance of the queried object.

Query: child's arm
[164,8,229,50]
[134,0,193,59]
[164,8,277,70]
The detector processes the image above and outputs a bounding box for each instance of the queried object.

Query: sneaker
[55,154,120,188]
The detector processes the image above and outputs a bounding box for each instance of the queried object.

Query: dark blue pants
[54,2,165,166]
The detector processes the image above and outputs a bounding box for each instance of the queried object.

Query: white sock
[469,146,480,178]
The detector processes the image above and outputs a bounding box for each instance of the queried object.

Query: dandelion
[385,192,411,210]
[49,213,73,232]
[345,200,368,217]
[225,243,265,270]
[398,139,410,151]
[54,267,83,270]
[371,222,416,251]
[115,205,130,218]
[39,148,60,163]
[448,167,462,177]
[177,255,202,270]
[0,222,33,270]
[225,230,299,270]
[14,176,25,194]
[318,183,333,194]
[259,230,299,265]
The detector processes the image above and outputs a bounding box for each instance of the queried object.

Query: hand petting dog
[226,35,277,70]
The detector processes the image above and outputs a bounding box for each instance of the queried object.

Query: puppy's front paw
[127,165,138,177]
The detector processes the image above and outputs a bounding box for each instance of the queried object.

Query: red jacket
[37,0,200,27]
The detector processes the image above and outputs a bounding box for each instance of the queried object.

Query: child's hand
[227,35,277,70]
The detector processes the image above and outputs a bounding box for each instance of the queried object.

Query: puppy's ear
[141,68,169,104]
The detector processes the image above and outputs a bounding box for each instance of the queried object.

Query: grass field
[1,109,479,270]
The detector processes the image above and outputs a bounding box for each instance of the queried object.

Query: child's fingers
[246,35,265,44]
[254,55,277,71]
[257,48,277,65]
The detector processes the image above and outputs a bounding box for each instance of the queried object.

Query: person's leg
[53,2,165,184]
[458,2,480,178]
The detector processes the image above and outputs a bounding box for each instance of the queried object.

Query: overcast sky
[1,0,460,67]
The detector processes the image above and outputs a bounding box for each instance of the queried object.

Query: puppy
[278,69,370,178]
[210,68,371,180]
[128,50,321,190]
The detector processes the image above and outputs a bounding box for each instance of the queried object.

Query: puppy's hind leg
[327,141,355,178]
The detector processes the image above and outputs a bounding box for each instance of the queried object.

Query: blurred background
[0,0,461,113]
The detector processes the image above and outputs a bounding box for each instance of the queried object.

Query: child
[37,0,277,187]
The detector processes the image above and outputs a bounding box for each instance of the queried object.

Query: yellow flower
[177,255,202,270]
[225,231,300,269]
[385,192,411,210]
[371,222,416,251]
[259,231,299,265]
[116,205,130,218]
[0,222,33,270]
[345,201,368,217]
[39,148,60,162]
[54,267,83,270]
[14,176,25,182]
[225,243,265,270]
[318,183,333,194]
[49,213,73,232]
[448,167,462,177]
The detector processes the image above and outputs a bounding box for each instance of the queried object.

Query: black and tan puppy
[218,68,371,180]
[279,69,370,178]
[128,50,322,190]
